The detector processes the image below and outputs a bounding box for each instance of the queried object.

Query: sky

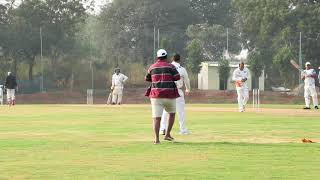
[0,0,108,13]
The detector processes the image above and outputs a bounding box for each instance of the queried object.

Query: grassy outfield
[0,104,319,179]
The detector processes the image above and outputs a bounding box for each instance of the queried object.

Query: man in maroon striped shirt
[145,49,180,144]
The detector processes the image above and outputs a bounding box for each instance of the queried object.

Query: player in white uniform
[111,68,128,105]
[302,62,318,109]
[232,62,250,112]
[0,85,3,105]
[160,54,191,135]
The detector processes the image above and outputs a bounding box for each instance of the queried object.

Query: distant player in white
[111,68,128,105]
[302,62,318,109]
[0,85,3,105]
[160,54,191,135]
[232,62,250,112]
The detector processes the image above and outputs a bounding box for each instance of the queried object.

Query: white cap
[7,72,11,76]
[305,62,311,66]
[157,49,167,58]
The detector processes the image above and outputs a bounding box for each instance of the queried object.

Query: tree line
[1,0,319,91]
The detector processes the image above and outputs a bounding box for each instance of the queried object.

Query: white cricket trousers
[112,86,123,104]
[237,88,249,111]
[304,86,318,107]
[160,89,188,133]
[7,89,15,103]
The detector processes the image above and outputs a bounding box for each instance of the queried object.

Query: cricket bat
[290,59,302,72]
[107,90,112,105]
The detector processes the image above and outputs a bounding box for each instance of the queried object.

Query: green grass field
[0,104,320,180]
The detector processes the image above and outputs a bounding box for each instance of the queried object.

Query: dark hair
[159,55,167,60]
[173,54,180,62]
[239,62,244,67]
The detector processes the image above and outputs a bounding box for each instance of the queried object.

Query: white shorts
[150,98,176,118]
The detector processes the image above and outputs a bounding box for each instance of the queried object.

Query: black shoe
[315,106,319,109]
[303,107,311,110]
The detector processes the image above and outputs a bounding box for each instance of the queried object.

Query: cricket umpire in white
[111,68,128,105]
[302,62,318,109]
[160,54,191,135]
[232,62,250,112]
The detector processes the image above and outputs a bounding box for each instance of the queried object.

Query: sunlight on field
[0,105,319,179]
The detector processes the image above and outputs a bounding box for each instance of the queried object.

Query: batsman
[302,62,318,109]
[232,62,250,112]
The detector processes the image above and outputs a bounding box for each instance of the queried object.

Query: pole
[153,26,156,60]
[158,28,160,48]
[91,61,94,90]
[227,28,229,53]
[89,36,94,90]
[40,27,44,92]
[299,32,302,84]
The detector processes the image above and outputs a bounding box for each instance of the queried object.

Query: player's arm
[122,74,128,82]
[311,70,317,78]
[183,69,191,93]
[145,68,152,82]
[232,70,241,82]
[301,71,306,80]
[111,75,115,90]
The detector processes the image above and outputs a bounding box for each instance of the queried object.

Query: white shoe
[179,130,190,135]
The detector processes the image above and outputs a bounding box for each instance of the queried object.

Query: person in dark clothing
[5,72,18,106]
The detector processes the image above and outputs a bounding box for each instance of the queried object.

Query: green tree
[186,24,241,61]
[98,0,197,65]
[190,0,235,27]
[186,39,203,73]
[234,0,320,87]
[218,58,230,90]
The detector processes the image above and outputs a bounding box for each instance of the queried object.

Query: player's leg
[117,89,123,105]
[164,99,176,141]
[177,96,189,134]
[151,98,163,144]
[310,86,318,109]
[304,87,311,109]
[112,88,118,105]
[237,89,243,112]
[6,89,12,106]
[12,89,15,105]
[242,88,249,111]
[160,110,169,135]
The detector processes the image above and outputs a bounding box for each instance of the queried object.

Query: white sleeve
[232,69,241,81]
[183,68,191,92]
[122,74,128,82]
[111,75,115,87]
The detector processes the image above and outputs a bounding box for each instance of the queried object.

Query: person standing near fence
[160,54,191,135]
[0,85,3,105]
[5,72,18,106]
[232,62,250,112]
[145,49,180,144]
[302,62,318,109]
[111,68,128,105]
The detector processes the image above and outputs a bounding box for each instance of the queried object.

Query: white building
[198,61,265,91]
